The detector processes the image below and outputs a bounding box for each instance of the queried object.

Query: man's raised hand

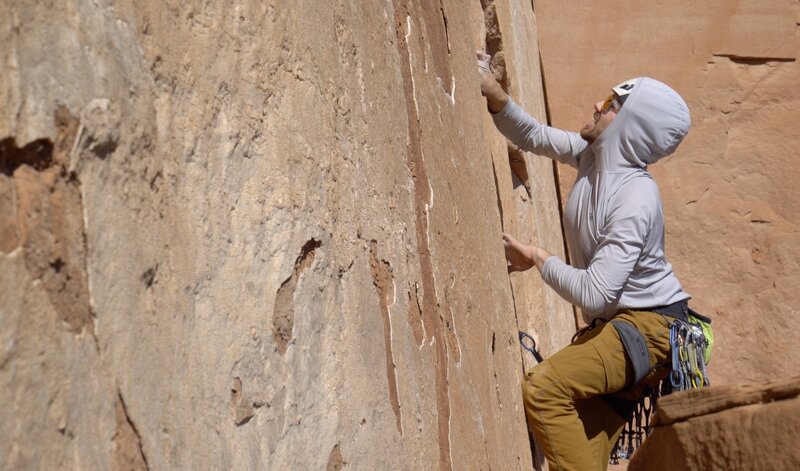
[476,50,509,113]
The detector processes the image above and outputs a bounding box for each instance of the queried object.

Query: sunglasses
[601,94,622,113]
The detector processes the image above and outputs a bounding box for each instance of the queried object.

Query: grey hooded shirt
[493,77,691,321]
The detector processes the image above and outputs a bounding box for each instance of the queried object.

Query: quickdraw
[669,319,710,391]
[518,330,544,363]
[610,386,661,463]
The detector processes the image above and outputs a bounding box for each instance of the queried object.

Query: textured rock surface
[536,0,800,383]
[0,1,569,469]
[479,0,575,371]
[628,376,800,470]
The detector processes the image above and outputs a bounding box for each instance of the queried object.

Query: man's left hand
[503,233,534,272]
[502,233,552,273]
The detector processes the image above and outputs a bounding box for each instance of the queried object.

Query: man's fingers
[477,50,492,74]
[502,233,519,247]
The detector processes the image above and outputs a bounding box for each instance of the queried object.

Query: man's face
[580,95,619,143]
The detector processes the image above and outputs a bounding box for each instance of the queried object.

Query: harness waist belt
[645,299,689,321]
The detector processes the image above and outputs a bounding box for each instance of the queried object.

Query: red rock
[629,376,800,470]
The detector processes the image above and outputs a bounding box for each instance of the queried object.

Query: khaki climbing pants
[521,309,672,471]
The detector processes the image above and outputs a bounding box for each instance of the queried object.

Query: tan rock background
[0,1,572,469]
[536,0,800,385]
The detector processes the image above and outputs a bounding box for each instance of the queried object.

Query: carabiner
[519,331,544,363]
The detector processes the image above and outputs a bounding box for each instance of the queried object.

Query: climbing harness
[518,330,544,363]
[611,320,651,386]
[610,309,713,464]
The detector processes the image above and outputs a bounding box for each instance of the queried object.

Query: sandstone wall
[0,1,572,469]
[628,376,800,470]
[536,0,800,385]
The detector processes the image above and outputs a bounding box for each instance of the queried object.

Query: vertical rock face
[0,1,569,469]
[535,0,800,384]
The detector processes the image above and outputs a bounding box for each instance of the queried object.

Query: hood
[592,77,691,171]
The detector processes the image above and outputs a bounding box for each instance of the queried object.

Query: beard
[580,110,610,143]
[580,122,598,143]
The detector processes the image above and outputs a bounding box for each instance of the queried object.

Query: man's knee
[521,361,567,414]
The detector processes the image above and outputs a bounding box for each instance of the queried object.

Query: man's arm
[540,216,644,314]
[504,194,653,315]
[540,193,654,314]
[478,54,587,168]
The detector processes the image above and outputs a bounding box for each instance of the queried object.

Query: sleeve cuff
[541,255,564,285]
[490,98,516,123]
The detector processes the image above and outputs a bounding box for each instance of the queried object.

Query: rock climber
[478,51,694,470]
